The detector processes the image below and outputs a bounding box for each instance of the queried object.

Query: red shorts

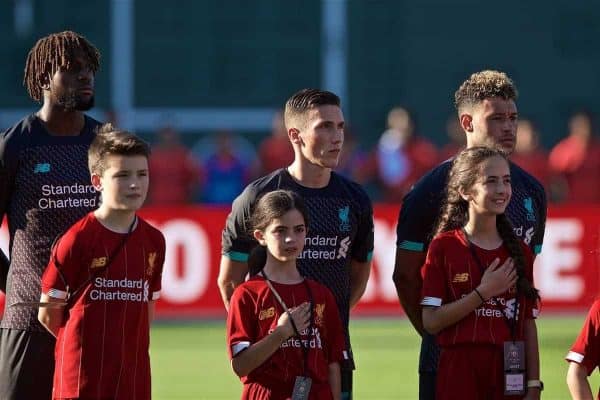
[436,344,525,400]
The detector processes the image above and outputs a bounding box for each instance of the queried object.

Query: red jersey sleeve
[322,285,346,365]
[149,231,166,300]
[421,237,447,308]
[226,284,258,360]
[565,299,600,375]
[41,223,84,300]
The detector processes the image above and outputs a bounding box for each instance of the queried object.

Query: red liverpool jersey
[41,212,165,400]
[566,299,600,399]
[421,229,537,347]
[227,276,346,400]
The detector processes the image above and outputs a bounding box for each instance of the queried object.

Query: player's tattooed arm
[393,249,426,336]
[38,293,66,337]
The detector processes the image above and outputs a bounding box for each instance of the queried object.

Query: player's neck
[36,104,85,136]
[94,208,137,234]
[262,260,303,284]
[287,160,331,189]
[463,214,502,249]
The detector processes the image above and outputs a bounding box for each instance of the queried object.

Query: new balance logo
[33,163,51,173]
[452,273,469,283]
[336,236,351,259]
[90,257,107,269]
[259,307,275,320]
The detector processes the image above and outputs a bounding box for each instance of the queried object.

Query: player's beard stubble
[57,90,95,112]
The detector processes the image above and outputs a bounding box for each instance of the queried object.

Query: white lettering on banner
[159,219,210,303]
[535,219,583,301]
[364,218,399,302]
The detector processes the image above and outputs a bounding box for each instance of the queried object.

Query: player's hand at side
[276,302,311,339]
[477,257,517,300]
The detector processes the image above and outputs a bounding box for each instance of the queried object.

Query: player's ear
[459,113,473,133]
[288,127,301,145]
[91,173,103,191]
[253,229,266,246]
[40,72,51,90]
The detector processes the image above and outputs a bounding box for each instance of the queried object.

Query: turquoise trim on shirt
[398,240,424,252]
[227,251,249,262]
[366,251,373,262]
[534,244,542,255]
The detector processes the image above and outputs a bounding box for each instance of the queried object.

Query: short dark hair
[454,70,517,113]
[284,88,340,129]
[88,124,150,176]
[24,31,100,102]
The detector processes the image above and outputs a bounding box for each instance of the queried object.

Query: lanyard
[261,270,314,376]
[56,216,137,304]
[463,230,519,341]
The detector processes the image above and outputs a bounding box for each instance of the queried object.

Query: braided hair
[24,31,100,102]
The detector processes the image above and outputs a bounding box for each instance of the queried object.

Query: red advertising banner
[1,205,599,318]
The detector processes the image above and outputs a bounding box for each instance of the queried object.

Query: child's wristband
[473,288,486,305]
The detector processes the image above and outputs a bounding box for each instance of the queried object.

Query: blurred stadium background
[1,1,599,398]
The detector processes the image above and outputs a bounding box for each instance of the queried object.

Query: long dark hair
[434,147,539,300]
[247,190,309,274]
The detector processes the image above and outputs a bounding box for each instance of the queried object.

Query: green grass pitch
[150,316,599,399]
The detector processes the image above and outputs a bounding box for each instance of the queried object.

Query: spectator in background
[376,107,437,202]
[337,126,377,191]
[549,111,600,203]
[511,119,549,188]
[438,115,466,161]
[258,110,294,175]
[194,130,256,204]
[147,126,197,205]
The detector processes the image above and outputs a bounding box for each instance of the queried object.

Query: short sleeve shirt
[0,114,101,331]
[566,299,600,376]
[421,229,537,347]
[41,213,165,400]
[222,168,374,368]
[227,276,346,399]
